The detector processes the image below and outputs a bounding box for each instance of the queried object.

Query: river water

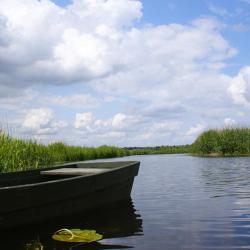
[3,154,250,250]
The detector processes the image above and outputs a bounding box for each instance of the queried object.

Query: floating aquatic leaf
[52,228,103,243]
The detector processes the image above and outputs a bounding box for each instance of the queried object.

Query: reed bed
[6,126,246,172]
[192,128,250,156]
[0,130,192,173]
[0,131,129,173]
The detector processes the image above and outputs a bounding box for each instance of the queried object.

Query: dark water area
[2,154,250,250]
[2,199,142,250]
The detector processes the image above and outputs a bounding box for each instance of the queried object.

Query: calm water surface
[3,154,250,250]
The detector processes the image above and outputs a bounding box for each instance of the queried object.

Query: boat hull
[0,161,140,229]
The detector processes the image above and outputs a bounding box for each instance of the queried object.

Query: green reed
[0,132,52,173]
[0,130,192,173]
[192,127,250,156]
[0,131,129,173]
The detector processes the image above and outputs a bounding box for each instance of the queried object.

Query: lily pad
[52,228,103,243]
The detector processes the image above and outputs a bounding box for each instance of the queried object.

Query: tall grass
[192,128,250,156]
[2,127,249,172]
[0,132,52,173]
[0,130,193,173]
[0,131,129,173]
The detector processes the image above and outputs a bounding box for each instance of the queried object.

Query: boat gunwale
[0,161,140,191]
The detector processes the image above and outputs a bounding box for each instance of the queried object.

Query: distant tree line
[125,145,191,155]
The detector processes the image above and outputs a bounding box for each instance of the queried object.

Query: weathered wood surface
[40,168,109,176]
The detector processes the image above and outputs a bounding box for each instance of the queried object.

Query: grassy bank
[192,128,250,156]
[3,127,248,173]
[0,132,129,173]
[0,131,190,173]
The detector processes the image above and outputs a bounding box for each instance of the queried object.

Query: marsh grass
[0,129,192,173]
[0,132,52,173]
[2,126,249,172]
[0,131,129,173]
[192,127,250,156]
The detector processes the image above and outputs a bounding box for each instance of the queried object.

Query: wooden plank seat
[40,168,109,176]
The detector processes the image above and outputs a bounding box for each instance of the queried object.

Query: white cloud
[74,112,139,132]
[228,66,250,107]
[92,17,236,107]
[22,108,67,135]
[54,29,110,76]
[72,111,184,146]
[74,112,95,130]
[111,113,139,129]
[0,0,143,89]
[23,108,54,130]
[0,0,235,93]
[68,0,142,29]
[112,113,127,128]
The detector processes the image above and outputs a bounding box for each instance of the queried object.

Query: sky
[0,0,250,147]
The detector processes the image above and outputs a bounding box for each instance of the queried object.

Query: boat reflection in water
[2,198,143,250]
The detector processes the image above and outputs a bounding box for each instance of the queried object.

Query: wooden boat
[0,161,140,229]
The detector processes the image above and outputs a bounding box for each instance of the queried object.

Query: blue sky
[0,0,250,146]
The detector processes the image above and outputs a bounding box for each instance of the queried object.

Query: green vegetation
[126,145,191,155]
[0,130,190,173]
[52,228,103,243]
[0,131,129,173]
[192,128,250,156]
[2,127,249,173]
[0,132,52,173]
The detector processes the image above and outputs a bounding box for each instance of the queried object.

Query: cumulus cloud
[74,112,95,130]
[72,111,184,146]
[22,108,67,135]
[74,112,139,132]
[228,67,250,107]
[92,17,236,109]
[0,0,235,92]
[0,0,142,89]
[73,112,136,144]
